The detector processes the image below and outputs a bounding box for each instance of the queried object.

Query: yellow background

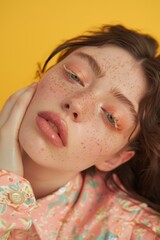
[1,0,160,108]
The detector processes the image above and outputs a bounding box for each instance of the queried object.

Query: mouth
[36,111,68,147]
[48,120,59,135]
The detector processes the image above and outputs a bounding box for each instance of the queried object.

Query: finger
[0,86,30,127]
[0,83,36,128]
[0,136,24,176]
[2,83,37,136]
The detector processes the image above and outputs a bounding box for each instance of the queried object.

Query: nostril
[64,103,70,109]
[73,112,78,118]
[63,103,78,119]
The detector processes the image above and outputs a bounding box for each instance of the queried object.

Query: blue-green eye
[64,65,84,86]
[105,111,118,128]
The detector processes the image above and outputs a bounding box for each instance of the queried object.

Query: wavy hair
[42,25,160,212]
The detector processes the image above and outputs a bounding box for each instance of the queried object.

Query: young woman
[0,25,160,239]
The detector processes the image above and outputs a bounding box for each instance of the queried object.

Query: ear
[95,150,135,172]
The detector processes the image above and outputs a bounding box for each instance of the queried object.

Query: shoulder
[113,190,160,239]
[85,170,160,239]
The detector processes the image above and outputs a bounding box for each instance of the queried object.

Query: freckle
[80,142,86,148]
[99,148,103,153]
[40,148,45,152]
[49,85,59,94]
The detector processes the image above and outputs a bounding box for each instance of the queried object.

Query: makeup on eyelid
[63,65,84,86]
[61,56,93,85]
[101,106,120,130]
[101,102,135,132]
[105,112,119,129]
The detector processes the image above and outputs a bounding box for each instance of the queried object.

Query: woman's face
[19,45,147,176]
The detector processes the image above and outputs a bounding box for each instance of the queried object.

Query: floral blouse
[0,169,159,240]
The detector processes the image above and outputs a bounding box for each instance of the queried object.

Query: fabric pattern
[0,169,159,239]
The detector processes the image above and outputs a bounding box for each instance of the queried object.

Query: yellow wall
[1,0,160,107]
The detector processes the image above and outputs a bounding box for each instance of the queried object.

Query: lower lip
[36,115,64,147]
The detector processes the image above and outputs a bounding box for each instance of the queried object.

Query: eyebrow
[111,88,138,124]
[74,51,105,77]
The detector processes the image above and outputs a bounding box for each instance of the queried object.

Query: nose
[61,93,93,122]
[62,102,79,121]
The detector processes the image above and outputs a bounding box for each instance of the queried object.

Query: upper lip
[37,111,68,146]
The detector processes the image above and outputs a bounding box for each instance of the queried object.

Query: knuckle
[6,93,15,104]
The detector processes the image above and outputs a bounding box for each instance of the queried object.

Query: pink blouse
[0,169,159,239]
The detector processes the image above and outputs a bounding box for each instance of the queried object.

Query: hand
[0,83,37,176]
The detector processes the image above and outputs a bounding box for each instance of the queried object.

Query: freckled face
[19,45,147,176]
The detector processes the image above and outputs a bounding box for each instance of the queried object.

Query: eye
[103,109,119,129]
[64,65,84,86]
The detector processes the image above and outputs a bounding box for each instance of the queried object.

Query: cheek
[35,73,81,109]
[87,134,116,158]
[37,75,68,99]
[72,124,123,161]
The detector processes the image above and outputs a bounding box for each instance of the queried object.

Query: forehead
[74,45,139,72]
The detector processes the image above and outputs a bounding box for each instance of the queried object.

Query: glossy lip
[36,111,68,147]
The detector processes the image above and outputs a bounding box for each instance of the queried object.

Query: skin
[0,45,147,198]
[0,84,37,176]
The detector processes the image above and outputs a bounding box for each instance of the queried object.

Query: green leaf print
[88,179,98,188]
[0,204,6,214]
[8,182,20,191]
[25,198,35,205]
[82,192,88,202]
[137,236,142,240]
[48,194,70,209]
[97,231,118,240]
[74,236,83,240]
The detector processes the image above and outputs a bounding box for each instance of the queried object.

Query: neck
[22,152,76,199]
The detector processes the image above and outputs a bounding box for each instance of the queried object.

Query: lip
[36,111,68,147]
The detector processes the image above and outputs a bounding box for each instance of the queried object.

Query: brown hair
[42,25,160,212]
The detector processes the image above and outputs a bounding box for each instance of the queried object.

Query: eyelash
[102,108,119,129]
[63,65,84,86]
